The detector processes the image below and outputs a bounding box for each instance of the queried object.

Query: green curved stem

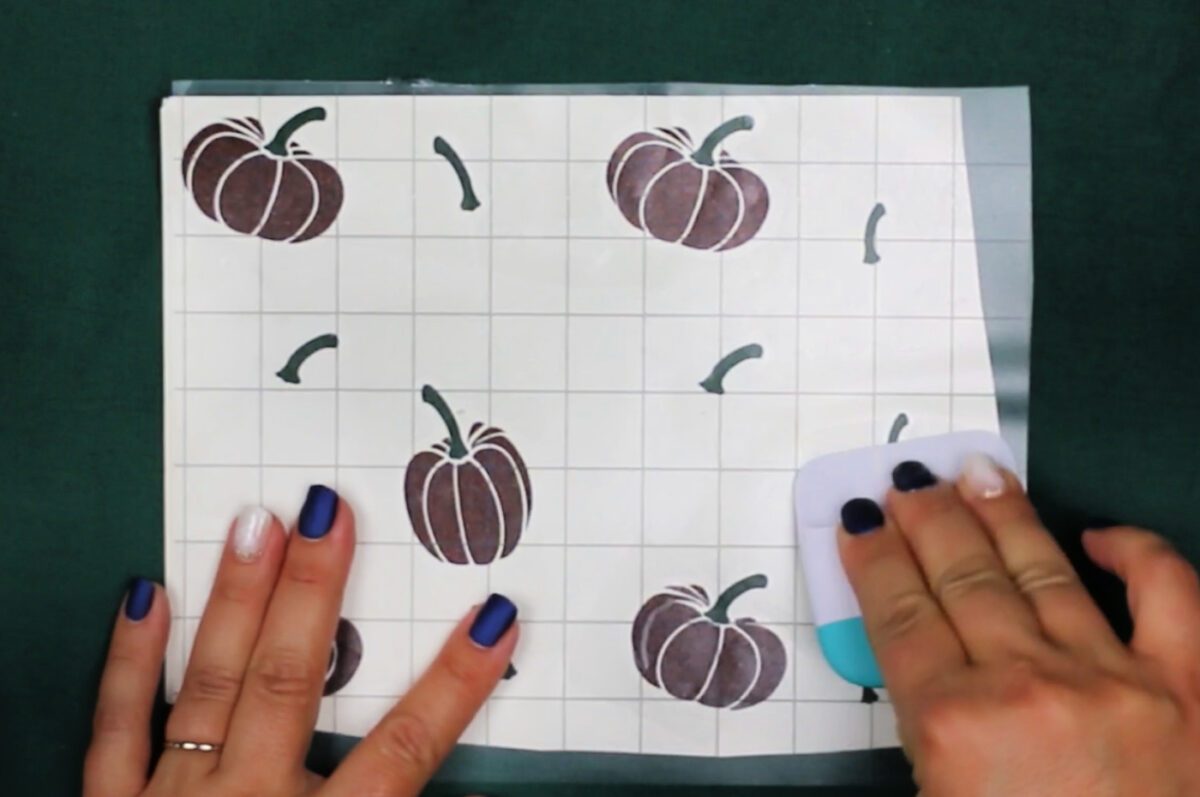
[699,343,763,394]
[863,202,886,264]
[433,136,481,211]
[265,107,326,156]
[421,384,468,459]
[887,412,909,444]
[705,574,768,624]
[275,333,338,384]
[692,115,754,166]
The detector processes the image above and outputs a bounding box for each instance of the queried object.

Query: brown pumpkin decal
[323,617,362,696]
[632,574,786,709]
[606,115,768,251]
[404,385,531,565]
[182,106,343,243]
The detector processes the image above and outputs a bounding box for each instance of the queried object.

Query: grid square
[718,701,793,756]
[488,392,566,468]
[184,237,259,311]
[792,625,863,701]
[343,544,412,620]
[641,700,717,756]
[411,553,489,621]
[183,541,222,616]
[873,702,903,748]
[335,96,413,159]
[262,237,336,312]
[796,394,875,463]
[951,395,1000,432]
[566,546,641,621]
[185,391,259,465]
[493,622,564,699]
[720,394,797,469]
[719,316,797,393]
[184,466,258,541]
[793,703,871,753]
[956,241,1031,320]
[338,238,413,312]
[800,96,877,162]
[492,162,568,236]
[566,469,642,545]
[642,547,719,600]
[489,545,565,622]
[261,467,335,527]
[643,470,719,547]
[568,239,644,314]
[337,467,407,544]
[875,242,953,317]
[414,96,491,162]
[719,471,796,547]
[337,620,412,696]
[489,699,564,750]
[262,391,335,466]
[568,317,643,391]
[722,96,800,162]
[567,394,642,467]
[565,700,640,753]
[414,238,490,312]
[337,314,413,389]
[875,394,951,444]
[875,318,952,394]
[877,165,954,240]
[751,164,798,239]
[796,318,875,393]
[338,391,412,466]
[721,241,798,315]
[644,316,721,392]
[261,314,337,390]
[337,161,413,236]
[410,620,456,674]
[566,623,643,699]
[522,468,565,545]
[954,165,1032,241]
[492,239,567,313]
[491,316,567,391]
[643,394,719,469]
[568,162,641,238]
[797,241,875,317]
[717,549,796,625]
[185,314,259,388]
[492,95,568,159]
[413,315,489,390]
[876,96,956,163]
[799,164,877,239]
[414,160,491,238]
[953,318,996,394]
[644,242,721,315]
[568,95,646,161]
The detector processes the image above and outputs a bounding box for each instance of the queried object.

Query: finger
[956,456,1125,661]
[162,507,286,775]
[1082,526,1200,675]
[324,596,517,797]
[837,497,967,703]
[220,486,355,783]
[83,579,169,797]
[886,460,1044,661]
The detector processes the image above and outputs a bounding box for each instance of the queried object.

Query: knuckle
[248,648,320,704]
[282,556,328,587]
[92,701,140,737]
[181,663,243,704]
[894,485,958,528]
[1011,561,1079,596]
[440,648,489,695]
[212,574,259,607]
[933,554,1013,604]
[374,710,442,772]
[873,589,941,644]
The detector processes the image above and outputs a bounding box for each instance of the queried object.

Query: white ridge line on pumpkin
[284,160,321,244]
[467,457,506,562]
[727,623,762,710]
[451,466,474,565]
[654,615,707,697]
[211,149,264,229]
[608,138,689,201]
[707,168,746,252]
[693,624,726,705]
[474,442,530,540]
[635,598,691,680]
[184,130,255,190]
[671,167,710,245]
[419,458,449,562]
[248,160,284,237]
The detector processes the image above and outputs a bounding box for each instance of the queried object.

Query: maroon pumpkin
[182,106,343,243]
[606,115,769,251]
[632,574,786,709]
[324,617,362,696]
[404,385,531,565]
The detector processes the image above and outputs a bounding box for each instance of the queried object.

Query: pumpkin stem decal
[404,384,532,565]
[699,343,764,394]
[606,114,769,251]
[182,106,343,243]
[887,412,909,444]
[864,202,886,265]
[433,136,481,211]
[275,332,338,384]
[632,575,787,710]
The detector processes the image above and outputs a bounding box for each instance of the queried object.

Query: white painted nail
[232,506,272,561]
[962,453,1006,499]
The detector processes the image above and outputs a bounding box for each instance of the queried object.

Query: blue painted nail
[841,498,885,535]
[893,460,937,492]
[125,578,155,621]
[298,484,338,539]
[469,593,517,647]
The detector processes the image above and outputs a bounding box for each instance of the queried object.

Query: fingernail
[841,497,885,535]
[469,593,518,648]
[232,506,273,560]
[893,460,937,492]
[298,485,338,539]
[125,578,155,621]
[961,453,1005,499]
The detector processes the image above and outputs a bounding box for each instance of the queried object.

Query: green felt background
[2,1,1198,794]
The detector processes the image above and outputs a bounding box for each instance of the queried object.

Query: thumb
[1082,526,1200,674]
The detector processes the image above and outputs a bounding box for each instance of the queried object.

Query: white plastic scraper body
[794,431,1018,688]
